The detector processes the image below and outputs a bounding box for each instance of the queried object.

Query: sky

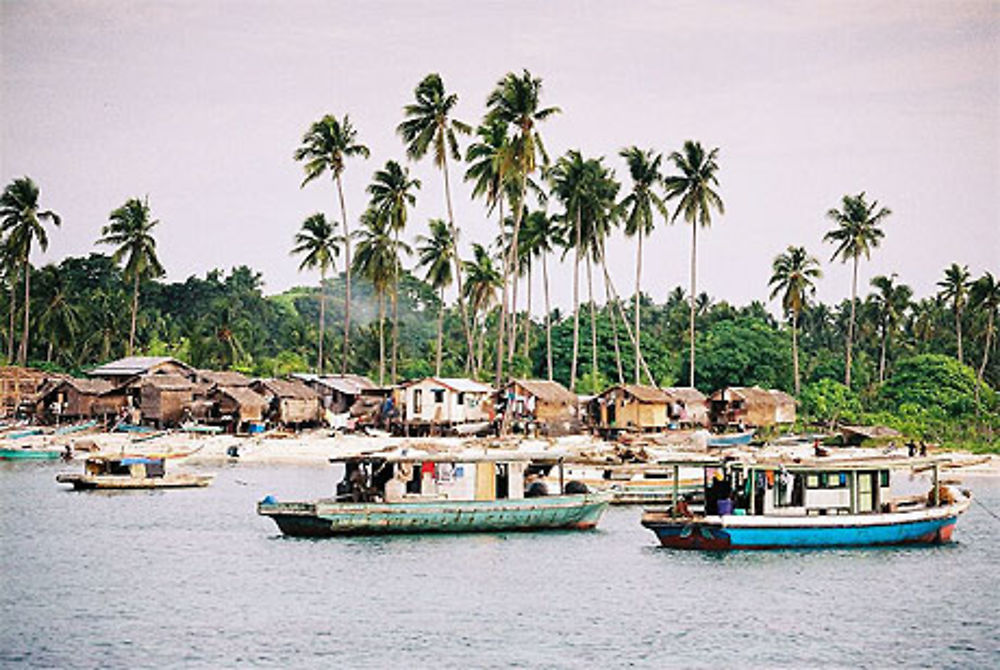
[2,0,998,316]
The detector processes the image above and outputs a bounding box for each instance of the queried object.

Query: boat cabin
[85,455,166,479]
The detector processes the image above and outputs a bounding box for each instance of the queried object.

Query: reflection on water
[2,462,998,668]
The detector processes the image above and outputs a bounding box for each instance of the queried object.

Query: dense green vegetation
[2,69,997,451]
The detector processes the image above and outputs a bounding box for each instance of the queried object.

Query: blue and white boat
[641,455,971,550]
[707,429,755,447]
[258,449,611,537]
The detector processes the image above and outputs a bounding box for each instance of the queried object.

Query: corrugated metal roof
[293,373,376,395]
[410,377,493,394]
[88,356,189,377]
[195,369,251,387]
[253,378,320,399]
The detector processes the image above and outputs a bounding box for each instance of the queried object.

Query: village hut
[504,379,579,435]
[249,378,322,426]
[88,356,193,385]
[592,384,672,435]
[135,374,200,427]
[292,373,377,413]
[661,387,710,427]
[709,386,796,428]
[401,377,492,429]
[190,369,252,388]
[1,366,53,418]
[209,386,268,432]
[35,378,128,422]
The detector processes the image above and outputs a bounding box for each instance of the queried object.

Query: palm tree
[937,263,970,364]
[768,246,822,395]
[463,243,502,376]
[1,236,19,363]
[869,274,913,383]
[823,191,891,388]
[663,141,724,388]
[0,176,61,365]
[367,160,420,384]
[352,209,397,385]
[970,272,1000,397]
[397,73,475,369]
[521,209,561,380]
[291,212,340,374]
[619,146,668,384]
[97,197,164,357]
[416,219,455,376]
[294,114,370,373]
[485,69,560,386]
[35,265,80,364]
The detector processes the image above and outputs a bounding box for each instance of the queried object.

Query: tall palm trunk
[587,255,598,393]
[377,290,385,386]
[605,266,624,384]
[543,251,553,381]
[634,228,643,385]
[335,174,352,374]
[688,223,697,388]
[441,152,475,373]
[391,231,400,385]
[128,272,140,357]
[524,264,532,361]
[508,266,518,364]
[604,260,655,385]
[18,257,30,366]
[435,287,444,376]
[878,322,888,383]
[496,177,522,388]
[792,311,800,395]
[955,307,963,364]
[977,311,993,386]
[7,276,16,364]
[570,210,582,391]
[845,255,858,388]
[317,269,326,374]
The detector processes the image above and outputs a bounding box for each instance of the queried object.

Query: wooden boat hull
[258,493,611,537]
[55,473,214,490]
[0,448,63,460]
[641,498,970,550]
[707,430,755,447]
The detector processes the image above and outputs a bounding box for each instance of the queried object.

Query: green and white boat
[258,450,611,537]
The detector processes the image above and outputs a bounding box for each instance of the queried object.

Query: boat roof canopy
[330,449,569,465]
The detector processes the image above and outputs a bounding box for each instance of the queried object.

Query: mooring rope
[972,496,1000,523]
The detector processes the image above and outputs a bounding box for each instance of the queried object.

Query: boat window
[457,392,465,405]
[433,389,445,403]
[879,470,890,487]
[826,473,847,488]
[806,474,820,488]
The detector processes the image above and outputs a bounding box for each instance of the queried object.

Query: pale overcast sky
[2,1,998,314]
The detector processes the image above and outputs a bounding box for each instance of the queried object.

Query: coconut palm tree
[294,114,370,373]
[970,272,1000,396]
[35,265,80,365]
[662,141,724,388]
[521,209,561,380]
[397,73,475,367]
[352,209,397,385]
[367,160,420,384]
[463,243,503,376]
[619,146,668,384]
[937,263,971,364]
[485,69,560,386]
[823,191,891,388]
[0,176,61,365]
[869,274,913,383]
[768,246,822,395]
[416,219,455,376]
[97,197,164,357]
[1,236,19,363]
[291,212,340,374]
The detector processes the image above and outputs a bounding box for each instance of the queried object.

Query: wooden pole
[747,468,754,516]
[558,458,565,495]
[932,462,940,506]
[672,464,680,519]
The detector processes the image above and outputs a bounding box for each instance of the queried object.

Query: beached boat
[0,446,65,460]
[258,450,611,537]
[640,456,971,550]
[707,429,755,447]
[56,455,213,490]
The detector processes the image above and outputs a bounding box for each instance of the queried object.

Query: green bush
[877,354,995,416]
[800,378,862,423]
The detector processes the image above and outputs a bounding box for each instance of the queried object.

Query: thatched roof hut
[1,366,54,418]
[505,379,578,434]
[592,384,672,433]
[709,386,796,428]
[250,378,322,425]
[36,378,127,421]
[136,374,200,427]
[210,385,268,425]
[191,369,252,388]
[292,373,378,413]
[661,387,709,427]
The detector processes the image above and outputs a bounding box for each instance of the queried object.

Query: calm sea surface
[2,460,999,668]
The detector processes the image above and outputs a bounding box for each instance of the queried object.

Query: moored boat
[707,429,755,447]
[258,450,611,537]
[0,446,65,460]
[56,454,213,490]
[640,455,971,550]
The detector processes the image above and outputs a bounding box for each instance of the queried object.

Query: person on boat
[675,495,694,518]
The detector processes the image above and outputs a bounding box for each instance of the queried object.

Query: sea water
[2,461,998,668]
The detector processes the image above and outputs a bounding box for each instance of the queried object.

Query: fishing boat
[707,429,755,447]
[640,455,971,550]
[257,450,611,537]
[0,446,65,460]
[56,454,213,490]
[545,461,705,505]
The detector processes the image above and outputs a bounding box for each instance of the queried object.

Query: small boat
[54,419,99,435]
[56,455,214,490]
[546,462,705,505]
[707,430,755,447]
[640,455,971,550]
[0,446,65,460]
[5,427,45,440]
[258,450,611,537]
